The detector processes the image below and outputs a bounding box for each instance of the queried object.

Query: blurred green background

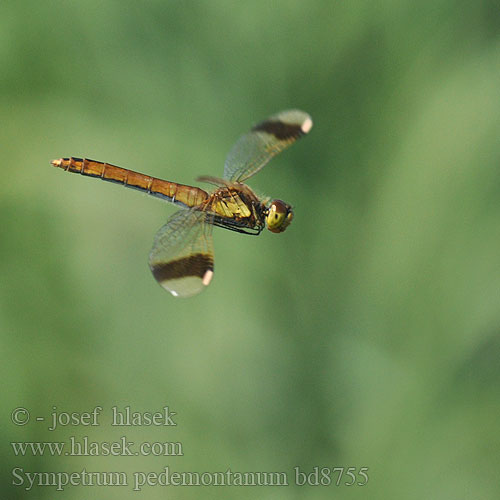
[2,1,500,498]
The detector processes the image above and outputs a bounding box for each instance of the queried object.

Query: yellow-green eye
[266,200,293,233]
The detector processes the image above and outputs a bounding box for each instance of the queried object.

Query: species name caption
[10,406,369,491]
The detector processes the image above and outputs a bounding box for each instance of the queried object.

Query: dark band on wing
[252,120,304,141]
[151,253,214,282]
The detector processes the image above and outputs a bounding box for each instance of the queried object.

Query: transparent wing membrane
[148,209,214,297]
[223,109,313,182]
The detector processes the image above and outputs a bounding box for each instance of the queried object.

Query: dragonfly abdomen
[51,157,208,207]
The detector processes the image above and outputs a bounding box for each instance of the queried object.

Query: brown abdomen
[51,157,208,208]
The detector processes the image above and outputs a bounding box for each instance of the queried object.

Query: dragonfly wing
[149,209,214,297]
[223,109,313,182]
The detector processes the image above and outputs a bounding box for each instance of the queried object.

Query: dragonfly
[51,109,313,297]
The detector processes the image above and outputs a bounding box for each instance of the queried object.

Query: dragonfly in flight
[51,109,313,297]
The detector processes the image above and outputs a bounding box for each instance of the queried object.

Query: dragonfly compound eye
[266,200,293,233]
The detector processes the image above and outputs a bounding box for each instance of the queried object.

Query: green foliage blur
[2,1,500,498]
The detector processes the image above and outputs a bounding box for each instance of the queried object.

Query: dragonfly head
[266,200,294,233]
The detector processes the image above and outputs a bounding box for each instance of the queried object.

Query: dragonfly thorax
[198,184,266,235]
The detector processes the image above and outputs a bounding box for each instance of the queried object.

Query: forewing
[149,209,214,297]
[223,109,313,182]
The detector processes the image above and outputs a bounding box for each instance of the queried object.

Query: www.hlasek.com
[11,436,183,457]
[12,466,369,491]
